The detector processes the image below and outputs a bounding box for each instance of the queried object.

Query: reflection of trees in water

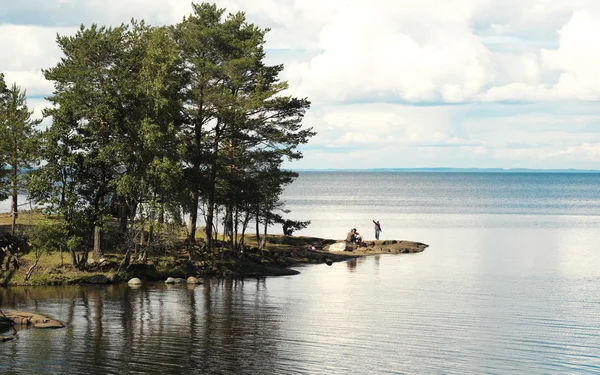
[347,258,357,271]
[2,281,285,374]
[195,278,280,374]
[346,258,368,272]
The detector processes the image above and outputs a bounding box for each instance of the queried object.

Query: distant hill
[292,167,600,173]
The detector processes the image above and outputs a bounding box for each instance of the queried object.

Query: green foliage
[27,219,66,258]
[0,73,11,201]
[175,3,314,246]
[11,2,315,260]
[0,82,42,219]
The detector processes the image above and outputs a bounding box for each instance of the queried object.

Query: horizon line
[289,167,600,173]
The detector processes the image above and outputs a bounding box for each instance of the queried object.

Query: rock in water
[186,276,201,284]
[165,277,186,284]
[328,242,349,252]
[128,278,143,286]
[1,310,64,329]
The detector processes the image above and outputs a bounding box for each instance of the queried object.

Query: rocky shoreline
[1,235,428,286]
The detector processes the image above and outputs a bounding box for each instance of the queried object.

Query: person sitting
[353,229,362,245]
[346,229,355,243]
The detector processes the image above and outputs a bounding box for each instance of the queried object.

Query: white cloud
[283,0,493,103]
[3,71,54,96]
[541,11,600,100]
[481,10,600,101]
[0,25,72,71]
[0,25,75,97]
[5,0,600,169]
[288,102,600,169]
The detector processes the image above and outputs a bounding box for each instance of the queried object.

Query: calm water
[2,172,600,374]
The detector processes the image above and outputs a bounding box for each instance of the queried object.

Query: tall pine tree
[0,83,41,233]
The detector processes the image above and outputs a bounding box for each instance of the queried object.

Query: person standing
[373,220,382,240]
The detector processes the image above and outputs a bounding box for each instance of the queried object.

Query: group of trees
[0,2,314,267]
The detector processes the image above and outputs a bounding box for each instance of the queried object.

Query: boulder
[128,278,143,286]
[186,276,201,284]
[328,242,350,252]
[1,310,64,329]
[1,335,15,342]
[87,275,109,285]
[34,321,64,329]
[165,277,185,284]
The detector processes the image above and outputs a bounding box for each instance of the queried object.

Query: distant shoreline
[291,168,600,173]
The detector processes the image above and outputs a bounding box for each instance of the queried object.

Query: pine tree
[0,73,10,202]
[42,24,137,258]
[0,83,41,233]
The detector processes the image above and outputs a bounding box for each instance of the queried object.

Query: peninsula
[1,214,428,286]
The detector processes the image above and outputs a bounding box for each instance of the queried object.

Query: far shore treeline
[0,2,314,271]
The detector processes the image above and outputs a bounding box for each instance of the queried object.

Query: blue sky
[2,0,600,169]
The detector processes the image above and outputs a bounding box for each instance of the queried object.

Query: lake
[2,172,600,374]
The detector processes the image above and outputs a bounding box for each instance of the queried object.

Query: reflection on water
[3,173,600,373]
[346,258,357,271]
[2,230,600,375]
[0,281,284,374]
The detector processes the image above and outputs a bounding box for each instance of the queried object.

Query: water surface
[2,172,600,374]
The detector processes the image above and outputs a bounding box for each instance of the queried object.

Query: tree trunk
[24,255,40,281]
[118,247,132,272]
[234,207,239,250]
[239,211,250,254]
[205,168,216,249]
[93,226,103,258]
[205,124,220,249]
[130,201,138,229]
[78,250,89,269]
[70,250,77,267]
[119,198,129,233]
[158,201,165,225]
[255,210,260,246]
[10,163,18,234]
[261,218,268,250]
[188,190,199,242]
[224,205,234,249]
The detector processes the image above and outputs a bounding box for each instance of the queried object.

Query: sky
[2,0,600,170]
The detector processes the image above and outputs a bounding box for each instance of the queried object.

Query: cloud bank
[2,0,600,169]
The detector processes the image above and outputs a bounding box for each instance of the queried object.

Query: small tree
[25,219,65,281]
[0,73,11,202]
[0,83,41,233]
